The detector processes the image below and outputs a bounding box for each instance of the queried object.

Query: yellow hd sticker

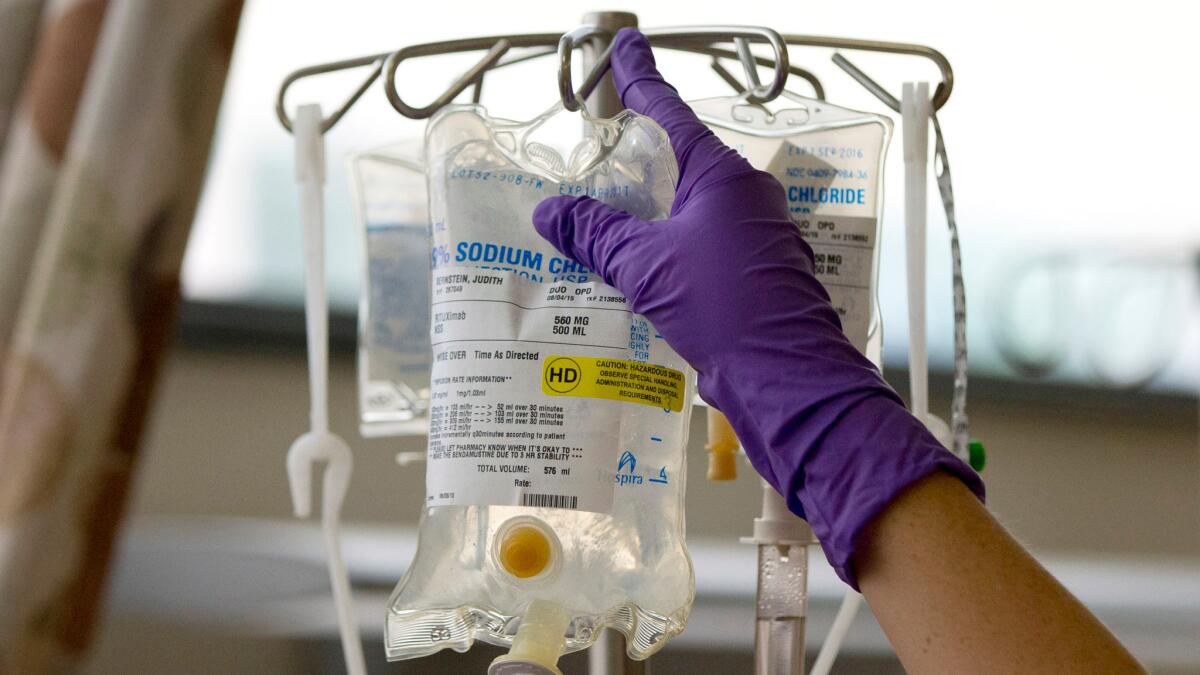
[542,355,685,412]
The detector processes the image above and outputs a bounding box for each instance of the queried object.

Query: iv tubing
[931,113,971,458]
[809,591,863,675]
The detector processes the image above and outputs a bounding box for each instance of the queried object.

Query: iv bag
[348,142,432,436]
[385,102,696,662]
[692,93,892,357]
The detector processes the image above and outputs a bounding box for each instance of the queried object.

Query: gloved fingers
[610,29,744,194]
[532,195,655,292]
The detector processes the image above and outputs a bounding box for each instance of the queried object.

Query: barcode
[521,493,578,510]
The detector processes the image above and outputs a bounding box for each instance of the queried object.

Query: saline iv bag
[692,92,891,359]
[385,101,695,672]
[348,142,432,436]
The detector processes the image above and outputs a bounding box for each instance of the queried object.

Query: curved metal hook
[472,47,559,103]
[784,34,954,110]
[831,53,900,111]
[385,39,512,119]
[379,33,564,119]
[276,53,389,133]
[556,25,612,111]
[559,25,791,112]
[707,50,825,101]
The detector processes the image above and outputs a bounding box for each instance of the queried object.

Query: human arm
[532,28,1142,673]
[858,472,1143,673]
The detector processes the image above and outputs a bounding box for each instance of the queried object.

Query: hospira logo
[616,450,643,486]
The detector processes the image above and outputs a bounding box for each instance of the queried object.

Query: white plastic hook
[287,103,368,675]
[902,82,931,421]
[901,83,957,450]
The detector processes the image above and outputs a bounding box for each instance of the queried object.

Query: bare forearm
[855,472,1144,674]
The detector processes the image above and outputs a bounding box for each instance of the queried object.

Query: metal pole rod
[584,15,645,673]
[580,11,637,117]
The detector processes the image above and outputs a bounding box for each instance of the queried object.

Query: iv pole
[576,14,647,675]
[274,11,968,675]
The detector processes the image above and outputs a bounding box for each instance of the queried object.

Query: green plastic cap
[968,440,986,472]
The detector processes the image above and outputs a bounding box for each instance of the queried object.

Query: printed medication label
[425,269,637,514]
[713,122,886,352]
[541,356,685,412]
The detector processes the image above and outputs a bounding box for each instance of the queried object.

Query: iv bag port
[494,516,562,583]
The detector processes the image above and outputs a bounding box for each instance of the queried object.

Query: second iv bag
[349,142,432,436]
[385,102,696,663]
[692,93,892,357]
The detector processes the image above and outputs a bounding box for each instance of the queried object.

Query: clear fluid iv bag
[349,96,892,435]
[385,102,696,662]
[348,142,432,437]
[692,92,892,358]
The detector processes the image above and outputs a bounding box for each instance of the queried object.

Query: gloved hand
[533,28,984,588]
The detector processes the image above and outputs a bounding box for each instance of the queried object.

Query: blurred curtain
[0,1,243,672]
[0,0,47,160]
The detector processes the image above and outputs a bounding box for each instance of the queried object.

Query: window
[184,0,1200,392]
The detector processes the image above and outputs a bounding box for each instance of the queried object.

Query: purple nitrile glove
[533,29,984,588]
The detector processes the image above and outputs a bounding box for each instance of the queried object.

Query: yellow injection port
[499,524,553,579]
[706,407,739,480]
